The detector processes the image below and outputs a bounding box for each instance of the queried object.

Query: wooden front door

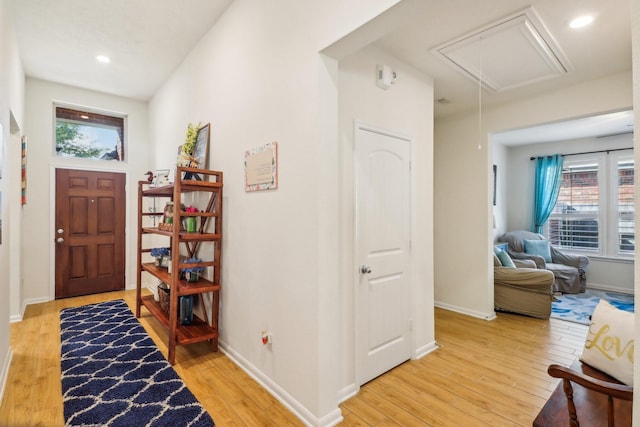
[55,169,126,298]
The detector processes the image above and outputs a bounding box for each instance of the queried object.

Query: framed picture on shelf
[192,123,210,170]
[151,169,170,187]
[180,123,210,181]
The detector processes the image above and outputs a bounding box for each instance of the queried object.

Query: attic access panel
[432,7,571,92]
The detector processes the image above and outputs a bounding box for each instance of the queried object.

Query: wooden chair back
[534,360,632,427]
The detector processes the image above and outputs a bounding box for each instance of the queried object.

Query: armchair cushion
[580,299,634,386]
[513,259,537,268]
[524,239,552,263]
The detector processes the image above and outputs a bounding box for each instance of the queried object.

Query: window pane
[549,163,599,250]
[618,160,634,254]
[548,217,599,249]
[55,107,125,161]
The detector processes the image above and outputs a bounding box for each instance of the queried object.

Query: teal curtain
[533,155,564,233]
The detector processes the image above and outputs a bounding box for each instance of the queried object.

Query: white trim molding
[0,348,13,405]
[220,340,343,427]
[435,301,497,321]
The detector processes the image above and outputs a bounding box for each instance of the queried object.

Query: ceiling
[9,0,633,142]
[373,0,632,142]
[10,0,232,100]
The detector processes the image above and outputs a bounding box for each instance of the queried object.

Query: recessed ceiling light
[96,55,111,64]
[569,15,594,29]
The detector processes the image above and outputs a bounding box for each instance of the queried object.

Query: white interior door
[355,122,411,385]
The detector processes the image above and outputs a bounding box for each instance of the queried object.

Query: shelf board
[142,180,222,197]
[141,227,221,241]
[141,263,221,295]
[141,295,218,345]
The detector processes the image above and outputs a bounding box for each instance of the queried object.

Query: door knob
[56,237,64,243]
[360,265,372,274]
[57,228,64,234]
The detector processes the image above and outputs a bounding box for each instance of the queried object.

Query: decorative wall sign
[245,142,278,192]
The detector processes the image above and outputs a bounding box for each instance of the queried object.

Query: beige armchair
[499,230,589,294]
[494,254,555,319]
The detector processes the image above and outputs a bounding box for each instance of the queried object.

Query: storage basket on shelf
[158,282,170,312]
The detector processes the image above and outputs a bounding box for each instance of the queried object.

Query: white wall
[434,71,633,318]
[337,45,435,396]
[148,1,407,424]
[501,133,634,293]
[22,79,150,305]
[0,0,25,402]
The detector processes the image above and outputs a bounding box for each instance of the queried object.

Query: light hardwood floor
[0,290,587,426]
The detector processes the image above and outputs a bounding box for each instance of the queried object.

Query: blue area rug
[60,299,215,427]
[551,289,634,325]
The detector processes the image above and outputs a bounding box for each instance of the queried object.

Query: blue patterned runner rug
[60,299,215,426]
[551,289,634,325]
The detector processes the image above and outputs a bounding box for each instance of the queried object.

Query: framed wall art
[493,164,497,206]
[22,136,27,205]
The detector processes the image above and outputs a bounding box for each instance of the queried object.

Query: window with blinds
[617,159,634,255]
[548,162,599,250]
[546,152,634,257]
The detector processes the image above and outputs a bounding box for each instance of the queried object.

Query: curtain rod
[529,147,633,161]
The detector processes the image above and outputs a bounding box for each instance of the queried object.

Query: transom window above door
[55,106,125,161]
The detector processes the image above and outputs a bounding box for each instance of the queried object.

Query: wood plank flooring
[0,290,587,426]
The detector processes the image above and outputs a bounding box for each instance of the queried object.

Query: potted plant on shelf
[150,247,170,267]
[185,205,200,233]
[182,258,204,282]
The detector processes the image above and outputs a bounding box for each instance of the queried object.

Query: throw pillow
[493,254,501,267]
[493,247,516,268]
[580,299,634,386]
[524,239,552,263]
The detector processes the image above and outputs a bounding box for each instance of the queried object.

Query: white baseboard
[434,301,497,321]
[337,384,358,404]
[414,340,439,360]
[586,283,634,295]
[335,340,438,406]
[219,340,343,427]
[11,296,51,323]
[0,347,13,406]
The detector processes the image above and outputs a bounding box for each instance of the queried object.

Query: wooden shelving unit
[136,166,223,364]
